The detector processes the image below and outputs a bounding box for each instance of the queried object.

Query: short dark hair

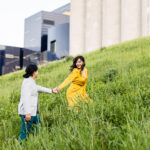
[23,63,38,78]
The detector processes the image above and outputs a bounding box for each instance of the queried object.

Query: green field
[0,37,150,150]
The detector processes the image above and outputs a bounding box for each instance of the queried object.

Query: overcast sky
[0,0,70,47]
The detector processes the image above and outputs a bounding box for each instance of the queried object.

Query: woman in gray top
[18,63,57,143]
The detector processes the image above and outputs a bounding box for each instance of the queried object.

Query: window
[50,40,56,53]
[43,20,55,25]
[41,35,48,52]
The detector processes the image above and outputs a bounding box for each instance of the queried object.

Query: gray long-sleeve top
[18,77,52,116]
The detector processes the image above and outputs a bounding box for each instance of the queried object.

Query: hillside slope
[0,37,150,150]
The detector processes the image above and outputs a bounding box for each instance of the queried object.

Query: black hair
[70,56,85,72]
[23,63,38,78]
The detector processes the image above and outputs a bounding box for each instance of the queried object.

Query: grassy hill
[0,37,150,150]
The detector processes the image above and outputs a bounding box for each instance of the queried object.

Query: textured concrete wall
[141,0,147,36]
[70,0,86,55]
[144,0,150,35]
[70,0,148,56]
[85,0,102,52]
[102,0,121,46]
[121,0,142,42]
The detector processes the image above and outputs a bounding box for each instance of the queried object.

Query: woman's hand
[53,88,58,93]
[85,94,88,98]
[56,87,60,92]
[25,114,31,121]
[52,87,60,93]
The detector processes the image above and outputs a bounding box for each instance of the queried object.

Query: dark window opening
[50,40,56,53]
[43,20,55,25]
[41,35,48,52]
[0,50,5,75]
[20,48,24,69]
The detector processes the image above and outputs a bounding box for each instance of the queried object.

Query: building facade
[48,23,69,59]
[0,4,71,75]
[24,11,69,52]
[70,0,150,56]
[0,45,35,75]
[53,3,70,16]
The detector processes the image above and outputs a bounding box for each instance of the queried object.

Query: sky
[0,0,70,47]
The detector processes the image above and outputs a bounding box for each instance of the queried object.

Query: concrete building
[70,0,85,55]
[85,0,102,53]
[53,3,70,16]
[1,4,71,75]
[0,45,35,75]
[48,23,69,59]
[24,11,69,52]
[70,0,150,56]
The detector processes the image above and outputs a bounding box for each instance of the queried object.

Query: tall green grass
[0,37,150,149]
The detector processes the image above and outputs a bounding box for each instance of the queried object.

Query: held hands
[52,87,60,94]
[85,94,88,98]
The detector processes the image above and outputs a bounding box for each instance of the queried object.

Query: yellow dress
[58,68,92,107]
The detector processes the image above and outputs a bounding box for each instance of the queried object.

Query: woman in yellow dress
[56,56,92,107]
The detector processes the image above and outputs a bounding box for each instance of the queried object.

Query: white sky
[0,0,70,47]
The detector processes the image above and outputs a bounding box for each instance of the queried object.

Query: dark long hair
[70,56,85,72]
[23,63,38,78]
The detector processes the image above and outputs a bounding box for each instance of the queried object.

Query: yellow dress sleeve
[58,69,78,90]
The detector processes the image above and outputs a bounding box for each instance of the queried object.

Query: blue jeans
[19,115,41,141]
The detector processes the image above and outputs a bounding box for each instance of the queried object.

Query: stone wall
[70,0,149,55]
